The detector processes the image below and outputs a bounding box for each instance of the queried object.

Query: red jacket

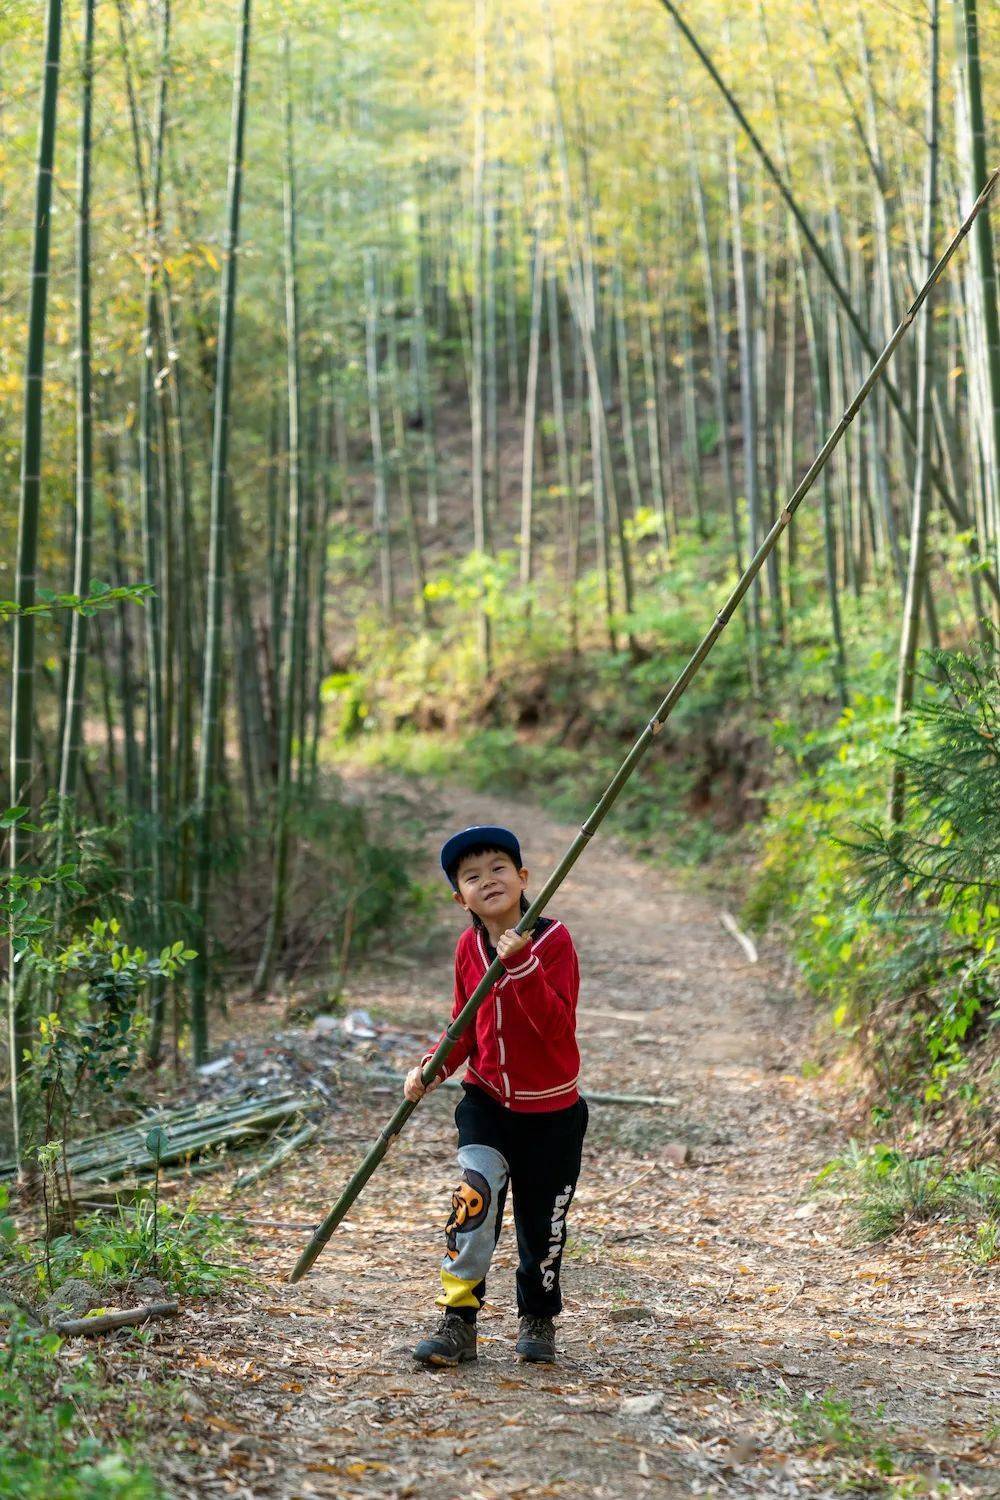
[424,917,581,1113]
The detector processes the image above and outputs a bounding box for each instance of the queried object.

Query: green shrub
[815,1144,1000,1247]
[0,1317,160,1499]
[49,1197,248,1299]
[744,642,1000,1114]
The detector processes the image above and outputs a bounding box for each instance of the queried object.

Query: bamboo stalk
[889,0,941,824]
[53,1301,179,1337]
[364,249,393,620]
[57,0,95,814]
[288,173,999,1286]
[959,0,1000,569]
[658,0,1000,603]
[412,212,439,526]
[138,0,171,1065]
[469,0,492,673]
[231,1121,317,1192]
[385,288,429,622]
[8,0,63,1167]
[190,0,252,1066]
[612,255,642,521]
[253,30,304,1000]
[519,221,546,593]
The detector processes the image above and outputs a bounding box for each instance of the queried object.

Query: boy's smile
[453,849,529,943]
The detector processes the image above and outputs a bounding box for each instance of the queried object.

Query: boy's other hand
[497,928,531,963]
[404,1064,442,1103]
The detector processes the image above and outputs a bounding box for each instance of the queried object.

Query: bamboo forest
[1,0,998,1493]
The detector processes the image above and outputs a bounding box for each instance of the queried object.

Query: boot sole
[413,1349,478,1367]
[516,1347,555,1363]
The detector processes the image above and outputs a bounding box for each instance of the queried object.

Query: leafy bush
[815,1143,1000,1250]
[49,1197,248,1298]
[849,642,1000,919]
[18,922,194,1225]
[1,1171,247,1302]
[744,642,999,1118]
[0,1315,160,1499]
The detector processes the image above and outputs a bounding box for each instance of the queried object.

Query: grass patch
[0,1316,162,1499]
[1,1183,252,1307]
[1,1185,248,1495]
[52,1197,251,1298]
[780,1388,896,1473]
[749,1385,954,1496]
[814,1144,1000,1255]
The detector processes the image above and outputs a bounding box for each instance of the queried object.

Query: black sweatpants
[437,1082,589,1320]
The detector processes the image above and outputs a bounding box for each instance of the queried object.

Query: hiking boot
[516,1314,556,1363]
[412,1312,477,1367]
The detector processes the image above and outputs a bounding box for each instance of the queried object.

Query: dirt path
[159,785,998,1498]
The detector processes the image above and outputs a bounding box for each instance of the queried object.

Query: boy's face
[452,849,528,922]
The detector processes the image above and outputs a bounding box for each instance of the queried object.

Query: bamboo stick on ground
[292,173,998,1278]
[378,1073,680,1108]
[0,1093,316,1186]
[719,912,758,964]
[441,1081,680,1108]
[231,1121,317,1192]
[38,1090,305,1160]
[53,1301,179,1337]
[288,171,998,1286]
[67,1093,303,1153]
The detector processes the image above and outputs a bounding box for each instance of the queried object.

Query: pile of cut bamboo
[0,1091,317,1186]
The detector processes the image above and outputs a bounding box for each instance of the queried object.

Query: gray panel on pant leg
[443,1144,509,1286]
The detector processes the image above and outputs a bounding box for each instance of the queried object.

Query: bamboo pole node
[647,718,663,736]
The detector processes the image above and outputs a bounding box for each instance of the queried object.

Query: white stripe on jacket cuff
[501,954,539,980]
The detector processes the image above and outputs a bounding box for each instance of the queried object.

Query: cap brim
[440,825,522,884]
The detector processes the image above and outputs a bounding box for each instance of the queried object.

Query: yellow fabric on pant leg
[437,1269,481,1311]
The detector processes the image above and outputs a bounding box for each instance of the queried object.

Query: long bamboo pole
[959,0,1000,570]
[289,171,1000,1285]
[190,0,252,1065]
[252,30,303,1000]
[139,0,170,1064]
[8,0,62,1168]
[58,0,95,813]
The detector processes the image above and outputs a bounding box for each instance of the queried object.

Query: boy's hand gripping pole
[289,167,999,1285]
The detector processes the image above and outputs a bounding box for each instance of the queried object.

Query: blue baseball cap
[440,825,523,887]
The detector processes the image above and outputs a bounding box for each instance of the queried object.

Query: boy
[404,824,588,1367]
